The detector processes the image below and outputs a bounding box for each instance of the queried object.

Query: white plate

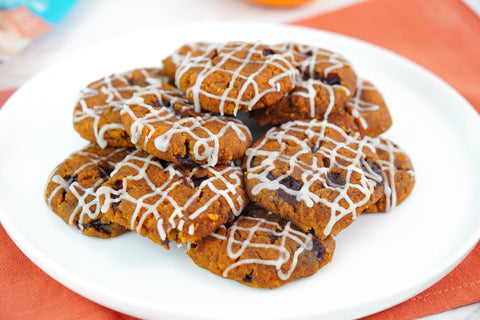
[1,22,480,320]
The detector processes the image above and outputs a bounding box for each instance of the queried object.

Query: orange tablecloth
[1,0,480,319]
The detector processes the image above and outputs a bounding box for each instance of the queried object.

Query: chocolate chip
[310,238,326,262]
[83,220,112,235]
[304,50,313,57]
[361,158,384,185]
[269,234,280,244]
[98,166,113,180]
[322,73,342,86]
[277,189,299,205]
[151,98,170,109]
[300,72,310,81]
[322,157,331,167]
[161,98,171,107]
[66,174,78,186]
[153,157,170,168]
[162,239,170,248]
[326,171,346,188]
[262,48,275,56]
[367,159,382,177]
[175,142,196,166]
[243,271,253,283]
[227,210,234,222]
[249,156,257,168]
[279,176,303,191]
[112,201,120,212]
[175,153,196,166]
[112,179,123,191]
[191,175,209,188]
[266,171,276,181]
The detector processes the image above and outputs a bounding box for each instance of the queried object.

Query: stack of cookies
[45,41,415,289]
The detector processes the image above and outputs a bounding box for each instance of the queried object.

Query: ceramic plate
[1,22,480,320]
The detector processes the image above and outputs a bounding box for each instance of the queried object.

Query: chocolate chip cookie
[187,205,335,289]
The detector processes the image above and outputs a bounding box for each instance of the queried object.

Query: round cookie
[162,42,214,81]
[253,43,357,126]
[325,79,392,137]
[175,41,299,115]
[121,84,252,166]
[97,149,248,249]
[364,137,415,212]
[242,120,384,239]
[73,68,170,148]
[187,205,335,289]
[45,144,133,238]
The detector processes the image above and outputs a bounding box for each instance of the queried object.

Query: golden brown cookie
[174,41,298,115]
[45,144,133,238]
[121,84,252,166]
[253,43,357,126]
[97,149,248,249]
[187,205,335,289]
[242,120,384,239]
[73,68,170,148]
[324,79,392,137]
[364,137,415,212]
[162,42,214,81]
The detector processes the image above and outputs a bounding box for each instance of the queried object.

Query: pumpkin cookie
[175,41,298,115]
[365,137,415,212]
[324,79,392,137]
[162,42,214,81]
[73,68,170,148]
[242,120,384,238]
[253,43,357,126]
[121,84,252,166]
[187,205,335,289]
[45,144,133,238]
[97,149,248,249]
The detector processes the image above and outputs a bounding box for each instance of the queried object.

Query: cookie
[121,84,252,166]
[242,120,384,238]
[97,149,248,249]
[187,205,335,289]
[253,43,357,126]
[324,79,392,137]
[162,42,214,81]
[73,68,169,148]
[45,144,133,238]
[364,138,415,212]
[174,41,298,115]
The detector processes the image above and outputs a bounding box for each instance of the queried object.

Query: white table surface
[0,0,479,319]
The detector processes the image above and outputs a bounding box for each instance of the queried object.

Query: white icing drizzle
[46,145,130,230]
[97,150,246,242]
[73,68,166,148]
[244,120,382,236]
[175,41,298,115]
[121,85,252,167]
[277,43,353,119]
[215,214,313,281]
[345,78,381,130]
[365,137,415,211]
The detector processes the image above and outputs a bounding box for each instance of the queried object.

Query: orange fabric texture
[0,0,480,318]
